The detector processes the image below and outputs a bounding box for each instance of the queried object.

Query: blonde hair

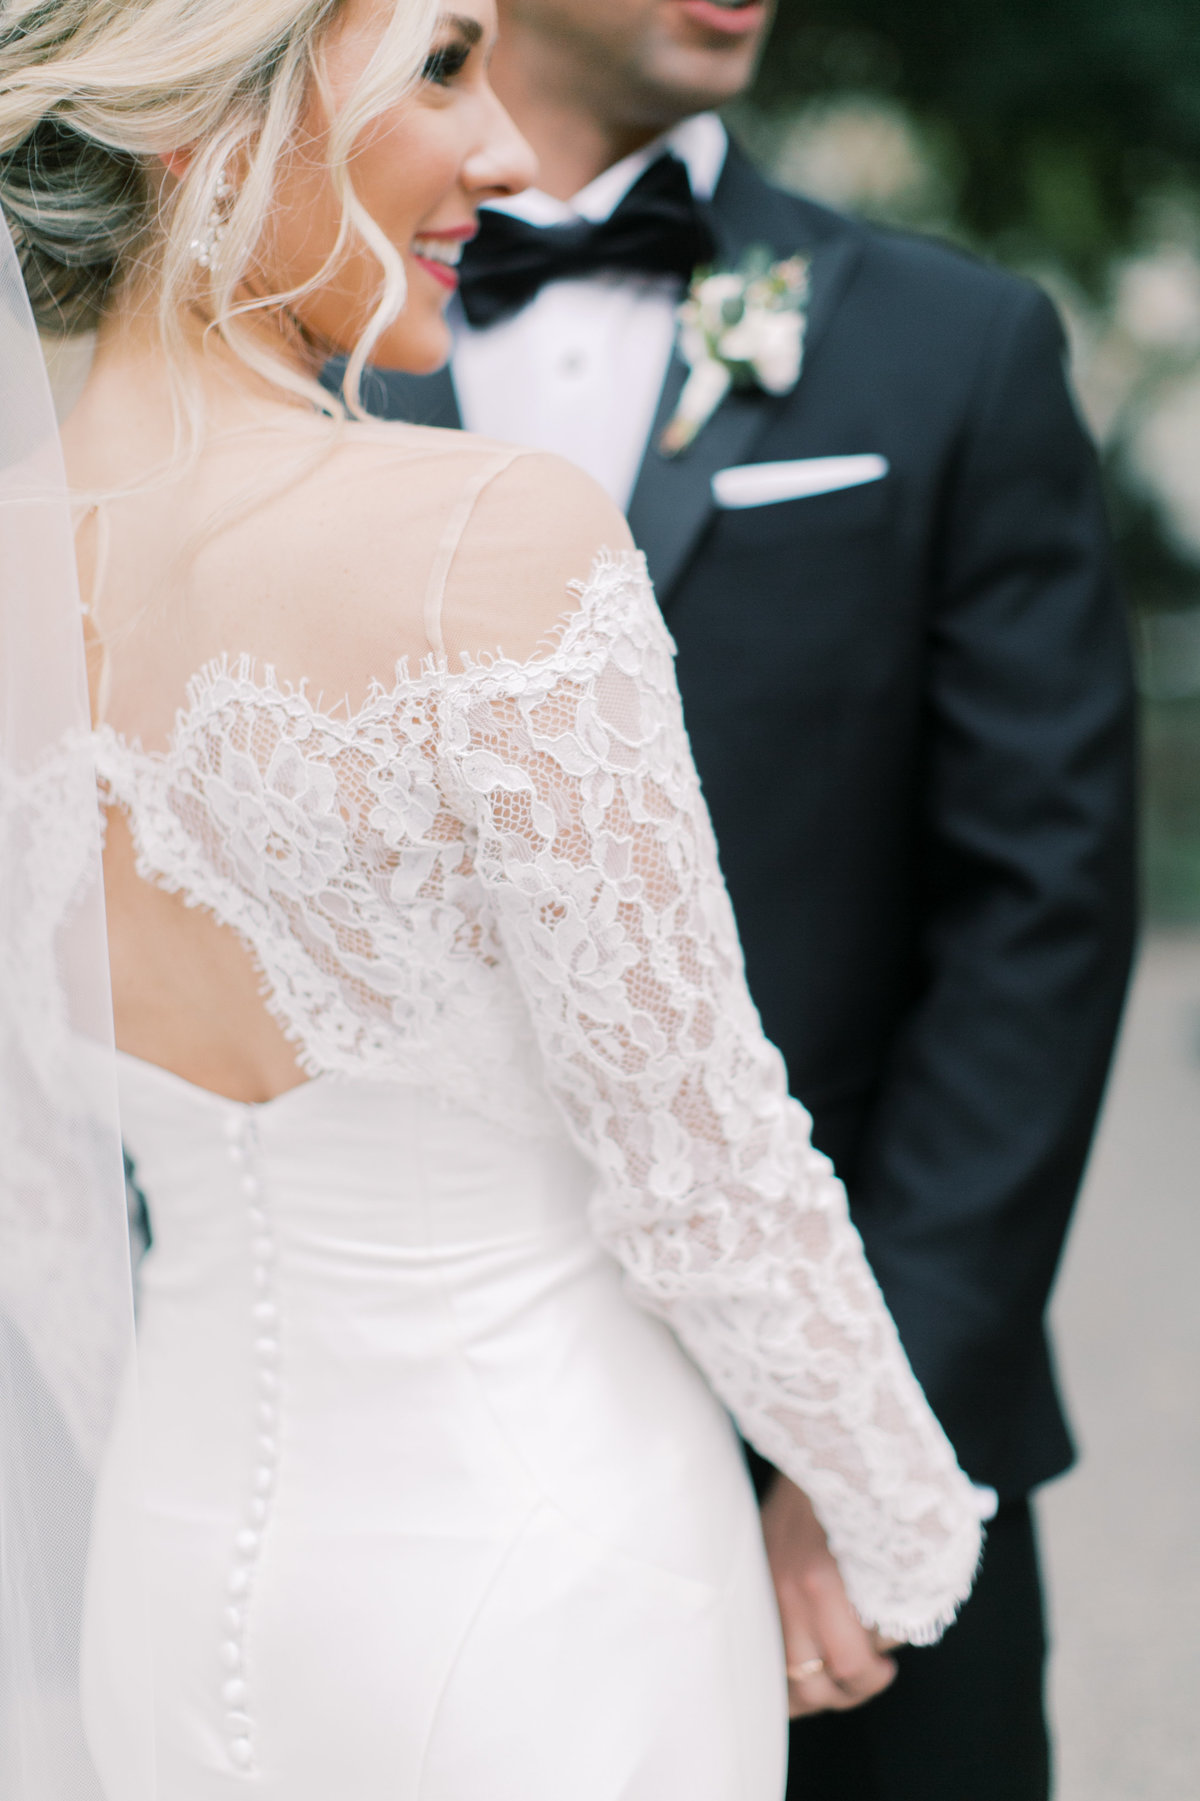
[0,0,442,426]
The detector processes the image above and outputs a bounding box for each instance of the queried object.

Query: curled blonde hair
[0,0,442,425]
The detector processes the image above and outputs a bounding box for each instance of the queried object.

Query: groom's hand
[760,1475,899,1719]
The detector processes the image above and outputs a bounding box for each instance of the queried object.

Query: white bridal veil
[0,209,152,1795]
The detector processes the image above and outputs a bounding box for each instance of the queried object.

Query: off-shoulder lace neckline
[94,547,649,758]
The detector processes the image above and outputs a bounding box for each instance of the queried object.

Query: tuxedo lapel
[628,144,866,604]
[628,358,777,601]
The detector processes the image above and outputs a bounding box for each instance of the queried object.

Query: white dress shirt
[451,114,728,511]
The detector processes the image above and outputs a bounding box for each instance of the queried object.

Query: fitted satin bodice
[117,1055,592,1265]
[85,1052,782,1799]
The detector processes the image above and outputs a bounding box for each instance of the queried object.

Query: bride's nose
[462,91,539,204]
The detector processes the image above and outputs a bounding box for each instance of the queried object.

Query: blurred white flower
[1128,371,1200,559]
[719,310,804,395]
[1026,264,1144,447]
[663,254,809,453]
[1114,248,1200,355]
[693,274,744,334]
[772,98,938,218]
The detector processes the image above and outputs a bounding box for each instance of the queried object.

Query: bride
[0,0,985,1795]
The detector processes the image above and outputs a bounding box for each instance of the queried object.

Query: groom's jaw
[491,0,776,191]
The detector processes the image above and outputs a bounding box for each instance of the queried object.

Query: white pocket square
[712,455,890,509]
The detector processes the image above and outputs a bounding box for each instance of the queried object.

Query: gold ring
[787,1657,826,1681]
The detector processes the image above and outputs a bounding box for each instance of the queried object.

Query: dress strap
[423,448,528,658]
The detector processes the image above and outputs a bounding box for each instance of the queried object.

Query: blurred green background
[741,0,1200,923]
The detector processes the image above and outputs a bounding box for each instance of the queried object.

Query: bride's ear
[159,148,195,183]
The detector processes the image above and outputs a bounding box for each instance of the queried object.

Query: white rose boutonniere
[661,248,811,456]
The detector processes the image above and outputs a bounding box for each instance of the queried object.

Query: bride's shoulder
[434,443,640,663]
[339,417,630,540]
[316,420,639,659]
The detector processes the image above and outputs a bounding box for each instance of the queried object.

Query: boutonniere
[660,248,811,457]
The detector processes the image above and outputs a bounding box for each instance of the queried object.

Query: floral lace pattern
[96,552,983,1642]
[94,656,559,1139]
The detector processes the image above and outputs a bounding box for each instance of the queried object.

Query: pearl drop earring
[191,168,234,271]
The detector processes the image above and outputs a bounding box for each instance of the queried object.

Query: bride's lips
[672,0,767,37]
[410,227,475,294]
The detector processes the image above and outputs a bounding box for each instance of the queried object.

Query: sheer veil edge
[0,209,154,1796]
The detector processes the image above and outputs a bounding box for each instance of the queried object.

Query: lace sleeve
[441,552,985,1645]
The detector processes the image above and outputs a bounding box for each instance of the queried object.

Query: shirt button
[559,349,586,376]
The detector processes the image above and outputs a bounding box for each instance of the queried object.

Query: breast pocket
[716,467,894,548]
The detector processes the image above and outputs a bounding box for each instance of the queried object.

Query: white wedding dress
[75,443,982,1799]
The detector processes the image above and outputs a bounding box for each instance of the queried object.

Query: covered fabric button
[229,1737,253,1768]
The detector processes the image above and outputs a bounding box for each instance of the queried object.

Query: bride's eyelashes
[421,41,471,85]
[421,16,485,88]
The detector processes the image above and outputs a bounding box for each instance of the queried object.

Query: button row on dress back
[220,1108,281,1776]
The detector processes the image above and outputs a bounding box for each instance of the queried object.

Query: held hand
[760,1476,899,1719]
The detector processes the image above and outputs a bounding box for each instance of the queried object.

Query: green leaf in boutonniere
[660,248,811,457]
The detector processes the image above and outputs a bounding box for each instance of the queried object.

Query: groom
[364,1,1137,1795]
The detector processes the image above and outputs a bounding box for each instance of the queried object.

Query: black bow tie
[458,153,718,330]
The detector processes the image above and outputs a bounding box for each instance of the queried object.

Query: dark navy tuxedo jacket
[360,143,1137,1500]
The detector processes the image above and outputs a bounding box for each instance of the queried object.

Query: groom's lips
[673,0,767,36]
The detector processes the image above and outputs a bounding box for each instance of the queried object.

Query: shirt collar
[484,113,728,228]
